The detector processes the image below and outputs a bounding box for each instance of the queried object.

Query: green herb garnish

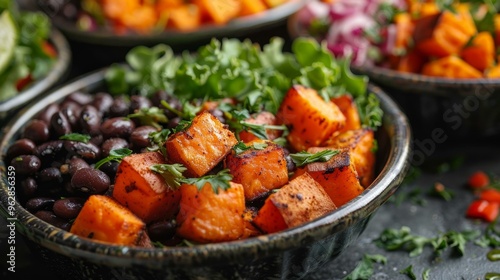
[400,265,417,280]
[94,148,132,169]
[150,163,187,189]
[179,169,233,194]
[290,149,339,167]
[343,254,387,280]
[148,129,170,155]
[232,141,268,155]
[59,133,91,143]
[127,107,168,129]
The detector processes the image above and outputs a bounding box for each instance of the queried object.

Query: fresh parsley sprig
[343,254,387,280]
[150,163,187,189]
[127,107,168,129]
[232,141,268,155]
[59,133,91,143]
[290,149,339,167]
[94,148,132,170]
[180,169,233,194]
[148,129,171,155]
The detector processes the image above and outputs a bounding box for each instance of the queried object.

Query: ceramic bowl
[0,28,71,121]
[352,65,500,142]
[0,68,411,280]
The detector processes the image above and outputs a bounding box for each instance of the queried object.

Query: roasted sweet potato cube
[70,195,149,246]
[253,172,337,234]
[299,148,364,207]
[325,129,376,187]
[225,140,289,200]
[238,111,282,142]
[277,85,345,151]
[112,151,181,223]
[242,207,262,238]
[176,181,246,243]
[166,111,238,177]
[331,94,361,133]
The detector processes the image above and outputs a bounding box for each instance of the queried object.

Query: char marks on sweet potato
[166,111,238,177]
[253,172,336,233]
[277,85,345,152]
[112,151,181,223]
[225,140,289,200]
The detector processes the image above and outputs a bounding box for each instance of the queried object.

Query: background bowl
[352,65,500,142]
[0,28,71,121]
[0,69,411,280]
[37,0,307,48]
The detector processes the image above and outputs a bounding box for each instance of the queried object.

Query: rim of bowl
[0,68,411,267]
[0,28,71,114]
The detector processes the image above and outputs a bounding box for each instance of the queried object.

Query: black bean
[60,101,82,130]
[130,95,152,113]
[10,155,41,176]
[100,117,135,139]
[130,126,156,149]
[53,197,86,219]
[147,220,177,242]
[79,105,102,136]
[90,134,103,146]
[39,167,63,184]
[150,90,169,107]
[64,141,101,161]
[51,111,72,136]
[162,94,183,119]
[22,119,50,144]
[34,210,71,231]
[99,161,119,180]
[66,157,91,176]
[209,108,225,123]
[91,92,114,115]
[20,177,38,197]
[64,91,93,105]
[71,168,110,194]
[35,140,65,160]
[101,138,129,157]
[26,197,56,213]
[109,95,130,117]
[166,117,182,129]
[36,103,59,124]
[6,139,36,161]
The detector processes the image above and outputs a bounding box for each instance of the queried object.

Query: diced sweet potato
[225,140,289,200]
[239,0,267,16]
[331,95,361,133]
[166,4,201,31]
[239,111,282,142]
[242,207,262,238]
[112,151,181,223]
[298,148,364,207]
[253,172,336,233]
[325,129,376,188]
[70,195,149,246]
[166,111,238,177]
[461,31,495,72]
[194,0,241,25]
[176,182,246,243]
[277,85,346,152]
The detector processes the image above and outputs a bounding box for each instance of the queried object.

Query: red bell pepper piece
[466,199,499,223]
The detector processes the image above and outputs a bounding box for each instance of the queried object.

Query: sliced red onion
[296,1,330,26]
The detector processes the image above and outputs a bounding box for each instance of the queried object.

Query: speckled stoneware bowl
[0,69,411,280]
[0,28,71,120]
[352,65,500,141]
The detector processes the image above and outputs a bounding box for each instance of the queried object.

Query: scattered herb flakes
[400,265,417,280]
[428,182,454,201]
[374,226,480,258]
[343,254,387,280]
[422,268,431,280]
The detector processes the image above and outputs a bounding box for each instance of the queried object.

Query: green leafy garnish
[148,129,170,155]
[290,149,339,167]
[374,226,480,257]
[343,254,387,280]
[59,133,91,143]
[232,141,268,155]
[179,169,233,194]
[127,107,167,129]
[173,120,193,133]
[400,265,417,280]
[94,148,132,169]
[428,182,454,201]
[150,163,187,189]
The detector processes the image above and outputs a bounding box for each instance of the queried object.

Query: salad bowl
[0,39,411,279]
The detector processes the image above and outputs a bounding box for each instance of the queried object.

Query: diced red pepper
[467,171,490,189]
[480,189,500,204]
[466,199,499,223]
[15,74,33,91]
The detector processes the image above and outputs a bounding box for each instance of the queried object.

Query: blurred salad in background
[294,0,500,79]
[0,0,57,102]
